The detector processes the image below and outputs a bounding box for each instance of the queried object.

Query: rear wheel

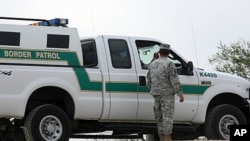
[24,104,71,141]
[204,104,247,140]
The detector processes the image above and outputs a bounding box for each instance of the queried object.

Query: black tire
[204,104,247,140]
[24,104,71,141]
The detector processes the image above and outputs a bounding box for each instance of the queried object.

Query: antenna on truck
[191,22,199,68]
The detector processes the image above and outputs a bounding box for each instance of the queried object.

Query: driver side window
[135,40,160,69]
[168,53,185,75]
[135,40,187,75]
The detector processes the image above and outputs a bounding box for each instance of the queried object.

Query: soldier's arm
[169,62,184,102]
[146,70,151,90]
[169,62,182,95]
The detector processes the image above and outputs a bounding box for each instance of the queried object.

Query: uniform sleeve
[146,70,151,90]
[168,62,182,95]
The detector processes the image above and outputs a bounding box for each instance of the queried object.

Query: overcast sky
[1,0,250,70]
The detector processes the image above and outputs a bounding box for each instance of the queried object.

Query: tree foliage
[209,39,250,80]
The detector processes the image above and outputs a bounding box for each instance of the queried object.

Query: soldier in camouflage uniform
[147,44,184,141]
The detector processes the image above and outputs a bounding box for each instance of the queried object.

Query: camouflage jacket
[147,57,182,96]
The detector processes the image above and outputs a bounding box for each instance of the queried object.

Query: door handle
[139,76,146,86]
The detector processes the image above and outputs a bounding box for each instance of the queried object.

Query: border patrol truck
[0,17,249,141]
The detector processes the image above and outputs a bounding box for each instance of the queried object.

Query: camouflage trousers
[153,94,175,136]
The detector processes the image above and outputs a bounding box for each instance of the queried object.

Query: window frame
[108,39,132,69]
[47,34,69,49]
[0,31,20,46]
[135,40,188,75]
[81,39,98,67]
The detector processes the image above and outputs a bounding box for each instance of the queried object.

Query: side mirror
[186,61,194,75]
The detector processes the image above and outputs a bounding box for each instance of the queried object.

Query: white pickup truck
[0,17,249,141]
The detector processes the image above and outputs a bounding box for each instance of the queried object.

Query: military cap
[160,44,170,50]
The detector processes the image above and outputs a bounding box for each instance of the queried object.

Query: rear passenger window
[0,31,20,46]
[47,34,69,49]
[81,40,98,67]
[108,39,132,69]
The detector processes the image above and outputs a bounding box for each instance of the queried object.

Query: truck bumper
[244,98,250,123]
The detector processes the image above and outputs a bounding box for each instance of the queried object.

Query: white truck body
[0,17,249,141]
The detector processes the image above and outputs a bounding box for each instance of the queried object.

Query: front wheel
[24,104,71,141]
[204,104,247,140]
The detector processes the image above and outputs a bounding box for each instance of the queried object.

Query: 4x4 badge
[0,70,12,76]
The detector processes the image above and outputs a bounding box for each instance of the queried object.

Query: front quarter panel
[192,69,250,123]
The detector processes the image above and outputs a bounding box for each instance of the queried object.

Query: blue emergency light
[30,18,69,27]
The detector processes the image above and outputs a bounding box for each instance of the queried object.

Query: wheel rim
[219,114,239,139]
[39,115,63,141]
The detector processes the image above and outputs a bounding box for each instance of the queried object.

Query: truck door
[129,38,199,122]
[103,36,138,120]
[79,39,103,119]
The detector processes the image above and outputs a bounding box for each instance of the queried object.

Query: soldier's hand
[153,52,159,59]
[179,95,184,103]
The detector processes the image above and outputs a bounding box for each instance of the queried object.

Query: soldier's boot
[164,134,172,141]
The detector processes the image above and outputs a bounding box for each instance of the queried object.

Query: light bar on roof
[30,18,69,26]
